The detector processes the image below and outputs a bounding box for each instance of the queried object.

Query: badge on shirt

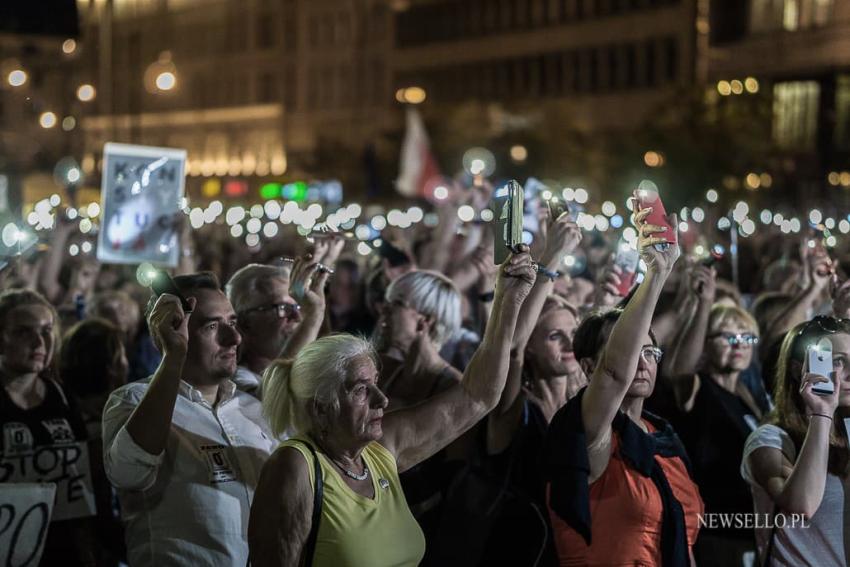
[200,444,238,484]
[41,418,76,444]
[3,423,34,455]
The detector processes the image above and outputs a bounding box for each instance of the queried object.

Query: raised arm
[747,373,839,518]
[38,214,75,303]
[381,248,536,471]
[248,447,313,567]
[488,214,581,454]
[662,264,716,411]
[765,252,831,346]
[582,210,679,476]
[280,258,330,360]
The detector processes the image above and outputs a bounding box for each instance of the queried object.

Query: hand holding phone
[613,240,640,296]
[493,180,524,264]
[633,186,676,250]
[150,270,193,314]
[808,338,835,395]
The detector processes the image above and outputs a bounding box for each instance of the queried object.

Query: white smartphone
[808,338,835,395]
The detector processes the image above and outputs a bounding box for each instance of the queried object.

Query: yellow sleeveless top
[283,438,426,567]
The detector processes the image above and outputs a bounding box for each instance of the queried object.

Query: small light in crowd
[264,200,282,220]
[480,208,494,222]
[740,219,756,236]
[595,215,610,231]
[7,69,27,87]
[718,218,732,231]
[522,230,533,245]
[678,221,689,233]
[610,214,624,228]
[541,190,553,201]
[730,80,744,95]
[263,222,279,238]
[27,212,38,225]
[230,224,244,238]
[623,227,638,242]
[809,209,823,225]
[564,255,576,267]
[357,242,372,256]
[644,151,663,168]
[780,220,792,234]
[371,215,387,231]
[470,159,486,175]
[510,145,528,163]
[745,173,761,190]
[717,81,732,96]
[226,207,245,225]
[39,112,57,128]
[790,218,802,232]
[826,218,836,229]
[760,210,773,224]
[404,86,426,104]
[578,214,595,231]
[574,188,589,204]
[49,194,61,207]
[87,203,100,217]
[77,84,96,102]
[828,172,841,186]
[706,189,718,203]
[67,208,78,220]
[694,245,705,256]
[246,218,262,234]
[82,241,93,254]
[189,208,204,229]
[246,234,260,247]
[457,206,475,222]
[773,213,784,226]
[355,225,372,240]
[79,218,92,233]
[839,220,850,234]
[602,201,616,217]
[760,173,772,188]
[407,206,423,223]
[691,207,705,223]
[424,213,439,227]
[69,244,79,256]
[67,168,81,183]
[62,39,77,54]
[433,186,449,200]
[744,77,759,94]
[826,235,838,248]
[386,209,403,226]
[1,224,19,247]
[249,204,264,218]
[395,88,407,103]
[62,116,76,131]
[562,187,575,201]
[348,203,363,218]
[840,172,850,187]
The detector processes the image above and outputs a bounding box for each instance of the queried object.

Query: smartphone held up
[633,182,676,251]
[493,180,524,265]
[150,269,194,314]
[808,338,835,395]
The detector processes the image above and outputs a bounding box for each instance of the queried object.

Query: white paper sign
[96,142,186,267]
[0,439,96,521]
[0,483,56,567]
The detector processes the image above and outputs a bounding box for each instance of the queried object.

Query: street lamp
[145,51,178,93]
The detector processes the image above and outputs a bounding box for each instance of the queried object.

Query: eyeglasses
[640,346,663,364]
[796,315,845,337]
[710,332,759,346]
[242,302,301,320]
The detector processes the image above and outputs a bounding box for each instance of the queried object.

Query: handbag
[301,441,324,567]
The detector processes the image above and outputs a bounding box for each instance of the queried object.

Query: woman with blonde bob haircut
[248,249,537,567]
[742,316,850,566]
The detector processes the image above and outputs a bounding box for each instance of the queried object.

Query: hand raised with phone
[633,205,680,276]
[801,340,840,418]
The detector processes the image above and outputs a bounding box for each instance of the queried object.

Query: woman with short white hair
[248,249,536,567]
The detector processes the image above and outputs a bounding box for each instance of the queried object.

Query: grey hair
[385,270,461,348]
[225,263,291,314]
[261,334,376,438]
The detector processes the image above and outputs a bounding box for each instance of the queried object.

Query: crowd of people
[2,178,850,567]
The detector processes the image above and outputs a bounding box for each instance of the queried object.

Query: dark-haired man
[102,272,276,567]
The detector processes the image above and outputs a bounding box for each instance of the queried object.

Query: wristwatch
[536,264,561,282]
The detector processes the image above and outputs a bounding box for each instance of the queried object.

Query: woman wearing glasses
[662,264,771,565]
[741,316,850,566]
[543,209,704,566]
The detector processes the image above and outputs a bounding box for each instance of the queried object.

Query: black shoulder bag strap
[301,441,324,567]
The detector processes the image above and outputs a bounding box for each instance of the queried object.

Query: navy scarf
[543,387,694,567]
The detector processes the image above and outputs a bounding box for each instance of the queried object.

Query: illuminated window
[773,81,820,150]
[835,75,850,150]
[750,0,833,33]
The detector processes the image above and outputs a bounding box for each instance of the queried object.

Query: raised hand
[807,248,834,291]
[540,210,582,268]
[495,245,537,306]
[633,207,680,276]
[289,255,331,318]
[800,371,840,418]
[312,235,345,268]
[689,264,717,303]
[832,278,850,319]
[593,262,626,308]
[148,294,195,357]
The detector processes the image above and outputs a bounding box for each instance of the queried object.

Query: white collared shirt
[102,378,276,567]
[233,365,262,399]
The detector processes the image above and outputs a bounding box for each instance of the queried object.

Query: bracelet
[478,291,495,303]
[536,264,561,282]
[808,413,833,421]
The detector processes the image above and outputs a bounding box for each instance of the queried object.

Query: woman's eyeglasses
[640,346,663,364]
[710,332,759,346]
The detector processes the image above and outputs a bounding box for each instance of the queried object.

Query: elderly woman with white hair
[247,249,536,567]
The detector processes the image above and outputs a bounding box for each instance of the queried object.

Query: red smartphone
[613,240,639,296]
[633,187,676,247]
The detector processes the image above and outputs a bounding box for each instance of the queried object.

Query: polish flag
[395,107,441,198]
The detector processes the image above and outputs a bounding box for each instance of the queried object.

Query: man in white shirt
[102,272,276,566]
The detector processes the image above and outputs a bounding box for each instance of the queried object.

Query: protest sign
[96,142,186,267]
[0,483,56,567]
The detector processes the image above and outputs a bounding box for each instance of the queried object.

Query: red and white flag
[395,107,441,198]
